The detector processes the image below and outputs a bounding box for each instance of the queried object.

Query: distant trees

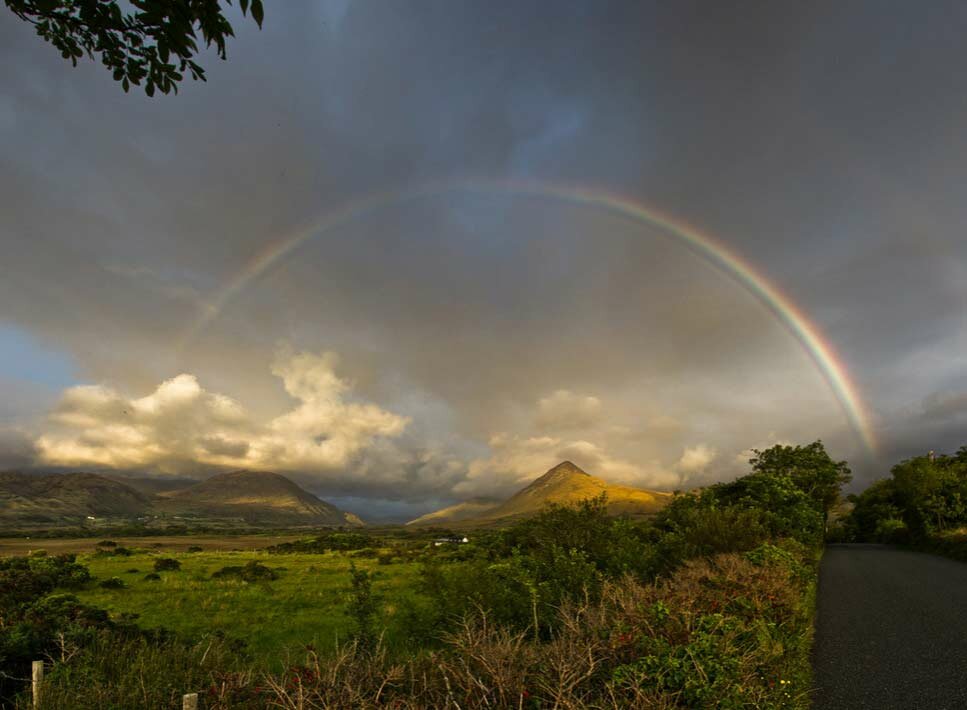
[845,449,967,541]
[4,0,264,95]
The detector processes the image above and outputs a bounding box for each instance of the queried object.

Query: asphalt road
[813,544,967,709]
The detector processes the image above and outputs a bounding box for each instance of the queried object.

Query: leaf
[251,0,264,27]
[239,0,249,15]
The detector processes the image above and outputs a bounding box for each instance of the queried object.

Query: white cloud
[35,350,409,475]
[676,444,717,475]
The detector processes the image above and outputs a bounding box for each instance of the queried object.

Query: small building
[433,535,469,546]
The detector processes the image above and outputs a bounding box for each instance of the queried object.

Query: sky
[2,1,967,520]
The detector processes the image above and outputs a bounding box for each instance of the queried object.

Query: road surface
[813,544,967,709]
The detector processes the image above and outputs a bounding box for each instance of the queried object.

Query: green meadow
[73,548,422,663]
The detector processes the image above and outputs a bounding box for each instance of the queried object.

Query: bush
[99,577,126,590]
[153,558,181,572]
[96,540,117,548]
[95,546,133,558]
[212,561,278,582]
[186,545,203,553]
[346,565,380,650]
[143,573,161,581]
[262,551,816,709]
[376,553,395,565]
[267,532,373,554]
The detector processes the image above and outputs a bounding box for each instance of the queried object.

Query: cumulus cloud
[534,389,603,431]
[35,350,409,476]
[676,444,717,475]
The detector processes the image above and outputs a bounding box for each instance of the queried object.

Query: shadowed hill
[0,470,363,527]
[407,461,672,527]
[157,470,363,526]
[0,472,153,523]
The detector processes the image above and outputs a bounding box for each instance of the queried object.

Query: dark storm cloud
[3,1,967,508]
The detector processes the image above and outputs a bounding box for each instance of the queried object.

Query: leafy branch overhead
[4,0,263,96]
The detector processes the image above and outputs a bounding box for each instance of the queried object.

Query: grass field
[68,547,422,664]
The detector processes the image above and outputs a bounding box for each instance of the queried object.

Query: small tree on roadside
[749,440,852,530]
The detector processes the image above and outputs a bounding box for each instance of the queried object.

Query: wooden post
[182,692,199,710]
[31,661,43,709]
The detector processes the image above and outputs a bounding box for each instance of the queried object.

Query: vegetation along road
[813,544,967,709]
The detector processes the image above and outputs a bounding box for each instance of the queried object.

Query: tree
[749,441,852,529]
[4,0,263,96]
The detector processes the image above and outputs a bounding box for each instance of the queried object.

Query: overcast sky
[3,1,967,519]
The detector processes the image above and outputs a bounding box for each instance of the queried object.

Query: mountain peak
[536,460,589,481]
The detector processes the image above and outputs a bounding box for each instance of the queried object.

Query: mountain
[157,470,363,526]
[0,469,362,528]
[405,498,501,527]
[104,474,201,496]
[407,461,672,527]
[0,472,153,524]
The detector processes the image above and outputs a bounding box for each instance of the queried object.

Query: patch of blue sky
[0,323,76,389]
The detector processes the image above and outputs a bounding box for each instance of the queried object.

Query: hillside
[104,474,201,497]
[407,461,672,527]
[405,498,501,527]
[157,470,363,526]
[0,472,153,524]
[0,470,362,528]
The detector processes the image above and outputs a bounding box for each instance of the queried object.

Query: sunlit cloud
[35,350,409,475]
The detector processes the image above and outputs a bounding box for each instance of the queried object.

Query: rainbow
[181,178,877,454]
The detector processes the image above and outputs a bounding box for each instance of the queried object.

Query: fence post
[182,692,199,710]
[31,661,43,709]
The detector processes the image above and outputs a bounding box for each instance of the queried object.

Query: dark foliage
[841,447,967,542]
[4,0,264,95]
[346,564,380,651]
[211,560,278,582]
[153,557,181,572]
[267,532,373,554]
[99,576,126,589]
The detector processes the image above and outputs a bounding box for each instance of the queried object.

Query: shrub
[348,548,379,559]
[377,553,395,565]
[96,540,117,548]
[153,558,181,572]
[143,573,161,581]
[99,577,126,590]
[124,568,140,574]
[212,561,278,582]
[261,551,815,709]
[346,564,380,650]
[267,532,373,554]
[186,545,203,553]
[95,546,133,558]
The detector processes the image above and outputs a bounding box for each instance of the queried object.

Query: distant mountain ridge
[0,472,153,524]
[407,461,672,527]
[158,470,361,526]
[0,470,362,527]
